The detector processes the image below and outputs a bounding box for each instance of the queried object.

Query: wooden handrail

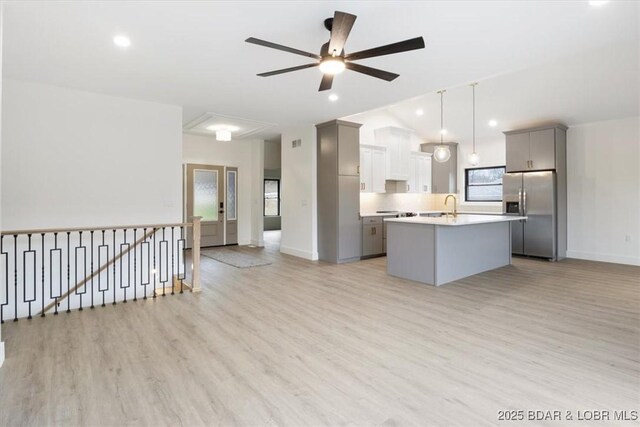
[39,228,159,315]
[1,222,192,237]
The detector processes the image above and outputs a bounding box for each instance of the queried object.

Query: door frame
[183,163,241,248]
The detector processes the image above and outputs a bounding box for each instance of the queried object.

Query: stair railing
[0,217,202,322]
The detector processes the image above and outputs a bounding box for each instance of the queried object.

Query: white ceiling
[3,1,639,139]
[344,40,639,143]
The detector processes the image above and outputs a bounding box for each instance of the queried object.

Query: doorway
[185,163,238,247]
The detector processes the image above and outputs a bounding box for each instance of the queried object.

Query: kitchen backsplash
[360,193,439,213]
[360,192,503,213]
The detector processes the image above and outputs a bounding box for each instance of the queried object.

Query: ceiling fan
[245,11,425,91]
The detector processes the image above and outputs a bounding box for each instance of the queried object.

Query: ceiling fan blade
[345,37,425,61]
[319,74,334,91]
[257,63,319,77]
[245,37,321,60]
[328,11,357,55]
[345,62,399,81]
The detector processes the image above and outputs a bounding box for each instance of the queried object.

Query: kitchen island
[384,214,527,286]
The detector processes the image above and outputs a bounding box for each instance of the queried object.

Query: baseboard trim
[566,250,640,266]
[0,341,5,368]
[280,245,318,261]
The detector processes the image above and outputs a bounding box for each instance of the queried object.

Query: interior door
[523,171,556,258]
[185,163,225,247]
[225,167,238,245]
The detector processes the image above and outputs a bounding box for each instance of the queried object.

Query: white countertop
[384,214,527,227]
[361,210,505,218]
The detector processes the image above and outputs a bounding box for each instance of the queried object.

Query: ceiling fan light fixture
[319,58,346,75]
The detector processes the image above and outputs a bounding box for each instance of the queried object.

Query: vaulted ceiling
[3,1,638,138]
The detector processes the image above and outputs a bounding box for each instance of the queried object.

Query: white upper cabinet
[408,151,432,193]
[374,127,412,181]
[360,144,386,193]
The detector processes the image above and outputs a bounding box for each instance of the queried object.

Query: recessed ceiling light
[588,1,609,6]
[488,120,498,127]
[416,109,424,116]
[113,35,131,48]
[328,93,339,102]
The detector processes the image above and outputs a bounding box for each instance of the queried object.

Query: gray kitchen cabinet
[339,125,360,176]
[316,119,363,263]
[383,222,387,253]
[362,217,384,257]
[505,132,530,172]
[339,175,363,260]
[420,142,458,194]
[529,128,556,171]
[505,125,567,172]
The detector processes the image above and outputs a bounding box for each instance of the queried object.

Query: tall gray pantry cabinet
[316,120,362,263]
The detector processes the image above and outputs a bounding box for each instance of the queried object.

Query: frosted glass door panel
[227,171,237,221]
[193,170,218,222]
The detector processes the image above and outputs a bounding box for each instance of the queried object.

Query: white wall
[567,117,640,265]
[2,79,183,229]
[280,126,317,260]
[182,133,263,246]
[1,2,5,367]
[1,78,183,323]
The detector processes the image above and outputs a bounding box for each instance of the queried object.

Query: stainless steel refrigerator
[503,171,557,259]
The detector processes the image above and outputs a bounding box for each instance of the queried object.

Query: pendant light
[433,90,451,163]
[468,82,480,166]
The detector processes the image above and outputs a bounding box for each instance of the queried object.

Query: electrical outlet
[625,235,632,242]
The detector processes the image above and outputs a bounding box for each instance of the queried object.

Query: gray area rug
[201,247,272,268]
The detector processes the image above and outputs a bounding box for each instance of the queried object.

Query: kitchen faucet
[445,194,457,218]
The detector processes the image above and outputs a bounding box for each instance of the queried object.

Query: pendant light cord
[438,90,445,145]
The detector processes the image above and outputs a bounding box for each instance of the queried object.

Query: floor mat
[200,247,272,268]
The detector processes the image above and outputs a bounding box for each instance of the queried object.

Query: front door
[185,164,225,247]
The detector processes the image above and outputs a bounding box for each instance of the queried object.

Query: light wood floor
[1,230,638,426]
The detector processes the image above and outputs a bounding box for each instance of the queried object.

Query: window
[264,179,280,216]
[465,166,506,202]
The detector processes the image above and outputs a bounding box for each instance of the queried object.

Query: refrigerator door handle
[518,188,523,216]
[522,190,527,220]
